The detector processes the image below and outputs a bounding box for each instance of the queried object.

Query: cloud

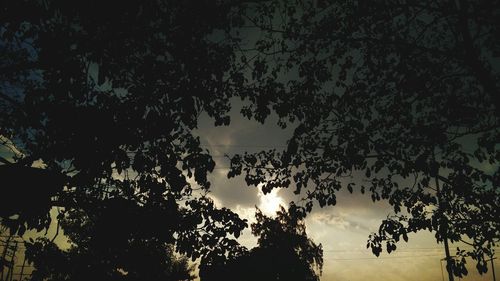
[193,99,295,211]
[207,174,260,209]
[186,98,500,281]
[311,212,351,230]
[256,187,286,216]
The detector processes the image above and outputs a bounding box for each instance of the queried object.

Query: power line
[324,247,500,253]
[200,144,286,148]
[329,254,444,261]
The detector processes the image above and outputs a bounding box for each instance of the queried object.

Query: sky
[1,101,498,281]
[0,34,497,280]
[0,99,497,281]
[192,99,499,281]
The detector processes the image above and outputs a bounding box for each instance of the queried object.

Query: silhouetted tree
[200,206,323,281]
[0,164,67,233]
[0,0,248,278]
[227,1,499,279]
[25,234,196,281]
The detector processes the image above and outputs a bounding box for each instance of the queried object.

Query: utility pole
[488,256,497,281]
[19,253,27,281]
[442,233,454,281]
[0,235,12,281]
[6,241,18,281]
[434,157,454,281]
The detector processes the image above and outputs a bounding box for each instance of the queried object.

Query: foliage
[0,0,249,278]
[1,0,499,279]
[0,165,67,233]
[228,0,500,277]
[200,206,323,281]
[25,237,195,281]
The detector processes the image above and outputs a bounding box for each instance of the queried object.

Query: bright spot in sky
[257,187,285,215]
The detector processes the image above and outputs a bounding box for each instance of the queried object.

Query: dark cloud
[207,173,260,209]
[194,98,295,210]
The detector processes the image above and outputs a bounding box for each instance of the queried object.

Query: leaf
[402,232,408,242]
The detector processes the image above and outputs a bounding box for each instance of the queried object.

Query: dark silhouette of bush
[200,207,323,281]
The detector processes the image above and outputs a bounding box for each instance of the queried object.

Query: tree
[200,206,323,281]
[0,0,248,278]
[227,0,500,279]
[0,165,67,232]
[25,237,196,281]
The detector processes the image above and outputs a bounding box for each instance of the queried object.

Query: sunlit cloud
[257,186,286,216]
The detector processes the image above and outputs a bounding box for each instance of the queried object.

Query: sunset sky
[2,97,497,281]
[8,98,492,281]
[1,86,497,281]
[190,99,499,281]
